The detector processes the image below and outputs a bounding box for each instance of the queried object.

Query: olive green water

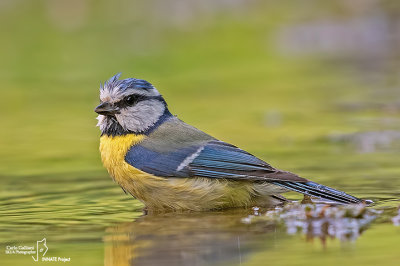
[1,1,400,265]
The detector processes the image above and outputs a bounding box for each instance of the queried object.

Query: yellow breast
[99,134,166,202]
[99,134,145,179]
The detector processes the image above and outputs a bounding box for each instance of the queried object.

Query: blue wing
[125,140,304,182]
[125,144,198,177]
[123,117,364,204]
[125,138,362,203]
[188,141,274,179]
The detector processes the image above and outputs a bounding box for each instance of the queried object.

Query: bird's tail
[272,181,364,204]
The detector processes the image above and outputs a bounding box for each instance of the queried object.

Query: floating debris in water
[242,203,382,242]
[252,206,260,216]
[392,208,400,226]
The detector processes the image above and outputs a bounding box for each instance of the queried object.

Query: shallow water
[1,162,399,266]
[1,1,400,265]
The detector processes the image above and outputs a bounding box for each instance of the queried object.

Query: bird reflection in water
[103,208,282,266]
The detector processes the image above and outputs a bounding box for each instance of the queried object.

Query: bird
[95,73,367,212]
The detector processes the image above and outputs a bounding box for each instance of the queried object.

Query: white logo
[4,238,70,263]
[32,238,48,262]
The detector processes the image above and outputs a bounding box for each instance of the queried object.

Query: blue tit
[95,73,366,211]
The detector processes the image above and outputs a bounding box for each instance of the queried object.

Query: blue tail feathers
[272,181,362,204]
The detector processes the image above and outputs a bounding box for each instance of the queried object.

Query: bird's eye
[125,95,136,105]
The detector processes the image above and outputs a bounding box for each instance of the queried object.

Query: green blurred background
[0,0,399,265]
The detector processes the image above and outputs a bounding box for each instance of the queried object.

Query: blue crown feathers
[100,73,155,92]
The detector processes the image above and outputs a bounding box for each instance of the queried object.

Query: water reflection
[104,209,283,266]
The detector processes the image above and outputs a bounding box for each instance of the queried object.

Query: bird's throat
[100,116,132,137]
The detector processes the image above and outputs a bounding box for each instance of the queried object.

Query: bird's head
[95,73,170,136]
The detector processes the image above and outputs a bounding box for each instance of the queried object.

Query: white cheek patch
[116,99,165,133]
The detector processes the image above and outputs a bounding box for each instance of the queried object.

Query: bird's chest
[99,134,144,171]
[99,134,162,194]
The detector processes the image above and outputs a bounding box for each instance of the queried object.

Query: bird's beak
[94,102,120,115]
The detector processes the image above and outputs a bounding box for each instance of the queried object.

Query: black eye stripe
[126,94,145,105]
[115,94,164,108]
